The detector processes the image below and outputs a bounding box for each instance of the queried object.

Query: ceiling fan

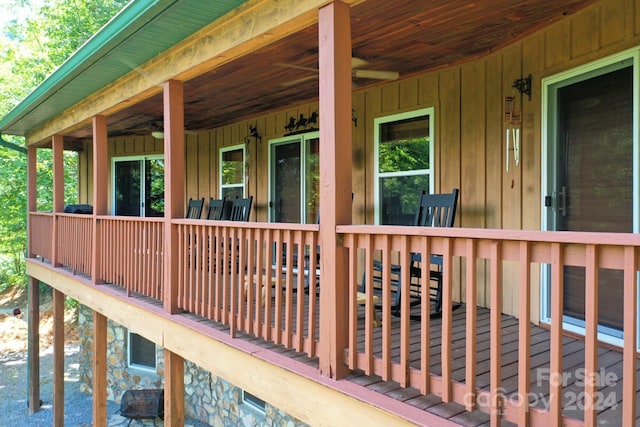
[114,116,198,138]
[276,57,399,87]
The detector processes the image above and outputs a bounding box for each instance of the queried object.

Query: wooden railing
[29,212,53,260]
[175,220,320,358]
[28,211,640,424]
[97,216,164,300]
[340,224,639,425]
[56,213,93,276]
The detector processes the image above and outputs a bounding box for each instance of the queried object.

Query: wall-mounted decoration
[284,111,318,136]
[504,96,522,173]
[512,74,532,101]
[245,124,262,144]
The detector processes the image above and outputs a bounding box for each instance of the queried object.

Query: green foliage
[378,137,430,173]
[64,296,79,310]
[0,0,127,289]
[0,253,26,293]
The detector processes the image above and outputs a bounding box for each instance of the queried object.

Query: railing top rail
[55,212,95,218]
[172,219,319,232]
[338,224,640,247]
[29,211,54,217]
[96,215,165,223]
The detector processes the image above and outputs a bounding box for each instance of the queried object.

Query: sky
[0,0,43,31]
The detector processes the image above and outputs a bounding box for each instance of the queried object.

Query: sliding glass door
[113,156,164,217]
[542,51,638,343]
[269,131,319,224]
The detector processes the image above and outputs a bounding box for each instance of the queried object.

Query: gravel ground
[0,344,211,426]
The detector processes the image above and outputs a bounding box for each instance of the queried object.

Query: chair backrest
[229,196,253,221]
[186,197,204,219]
[413,189,459,228]
[207,197,226,220]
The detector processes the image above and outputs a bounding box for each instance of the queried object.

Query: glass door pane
[553,65,633,332]
[305,137,319,224]
[145,159,165,217]
[114,160,141,216]
[272,141,301,223]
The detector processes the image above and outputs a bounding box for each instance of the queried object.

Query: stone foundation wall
[78,305,307,426]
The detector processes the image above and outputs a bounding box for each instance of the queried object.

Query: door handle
[558,186,567,217]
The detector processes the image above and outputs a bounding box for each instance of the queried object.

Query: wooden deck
[346,305,634,426]
[172,287,632,426]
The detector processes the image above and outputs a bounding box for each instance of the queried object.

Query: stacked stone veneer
[78,305,308,426]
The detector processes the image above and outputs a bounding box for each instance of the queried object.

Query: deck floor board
[117,282,634,425]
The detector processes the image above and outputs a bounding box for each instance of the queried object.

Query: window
[242,390,266,413]
[374,108,434,225]
[269,131,319,224]
[112,156,164,217]
[220,145,246,199]
[128,332,156,370]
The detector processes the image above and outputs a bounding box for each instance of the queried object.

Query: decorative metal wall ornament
[512,74,532,101]
[283,111,319,136]
[245,124,262,144]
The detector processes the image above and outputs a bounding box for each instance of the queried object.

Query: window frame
[111,154,164,217]
[127,331,157,371]
[267,130,320,224]
[219,144,246,199]
[373,107,435,225]
[241,390,266,413]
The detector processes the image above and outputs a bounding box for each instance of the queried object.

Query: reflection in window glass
[145,159,164,217]
[113,156,164,217]
[221,149,244,185]
[129,332,156,369]
[305,137,319,224]
[376,109,433,225]
[270,132,319,224]
[220,146,245,199]
[380,175,430,225]
[378,116,430,173]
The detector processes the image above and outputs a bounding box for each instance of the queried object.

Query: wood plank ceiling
[67,0,596,140]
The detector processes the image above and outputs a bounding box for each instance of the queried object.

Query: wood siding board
[635,0,640,37]
[438,68,461,197]
[545,21,571,69]
[399,76,419,110]
[521,34,543,233]
[571,8,600,59]
[417,72,438,107]
[460,61,486,229]
[609,0,631,43]
[381,83,400,113]
[134,136,145,153]
[484,54,503,231]
[186,133,198,199]
[364,87,382,225]
[197,133,211,199]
